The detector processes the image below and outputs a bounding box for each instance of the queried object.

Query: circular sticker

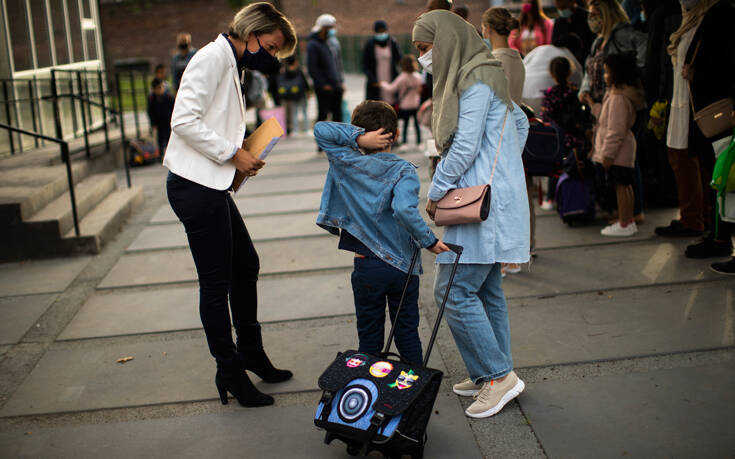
[338,385,372,423]
[369,361,393,378]
[345,353,368,368]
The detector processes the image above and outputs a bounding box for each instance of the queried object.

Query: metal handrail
[0,122,79,237]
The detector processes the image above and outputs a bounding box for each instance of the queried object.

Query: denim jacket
[428,82,530,265]
[315,122,437,275]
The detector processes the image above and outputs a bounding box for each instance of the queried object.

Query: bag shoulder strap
[686,40,702,111]
[489,108,510,186]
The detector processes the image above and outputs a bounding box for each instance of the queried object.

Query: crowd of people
[156,1,735,446]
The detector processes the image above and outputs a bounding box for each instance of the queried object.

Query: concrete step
[0,161,91,223]
[61,185,144,254]
[26,173,117,235]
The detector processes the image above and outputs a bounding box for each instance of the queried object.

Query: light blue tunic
[428,82,531,265]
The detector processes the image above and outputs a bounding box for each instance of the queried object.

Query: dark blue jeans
[166,172,259,369]
[351,256,423,365]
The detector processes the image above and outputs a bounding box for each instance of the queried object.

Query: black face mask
[239,37,280,74]
[178,43,189,50]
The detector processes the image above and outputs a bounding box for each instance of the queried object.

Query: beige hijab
[667,0,719,63]
[412,10,512,153]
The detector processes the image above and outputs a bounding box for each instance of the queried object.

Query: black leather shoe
[241,350,293,383]
[237,324,293,383]
[711,258,735,275]
[655,220,702,238]
[215,367,274,407]
[685,238,733,259]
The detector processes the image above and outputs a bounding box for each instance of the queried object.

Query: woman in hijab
[413,10,530,419]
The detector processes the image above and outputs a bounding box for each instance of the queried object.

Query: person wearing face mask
[664,0,735,269]
[163,2,297,409]
[509,0,554,56]
[579,0,646,105]
[171,33,197,91]
[414,10,531,419]
[362,20,402,102]
[551,0,596,65]
[308,14,346,132]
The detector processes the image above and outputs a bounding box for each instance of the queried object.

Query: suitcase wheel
[346,445,360,456]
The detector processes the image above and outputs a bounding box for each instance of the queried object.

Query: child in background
[583,53,644,237]
[277,55,310,136]
[315,101,449,364]
[147,78,175,155]
[153,64,172,94]
[541,57,586,153]
[539,57,588,209]
[380,55,424,147]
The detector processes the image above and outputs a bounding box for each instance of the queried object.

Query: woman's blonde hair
[589,0,629,41]
[229,2,297,58]
[481,7,520,37]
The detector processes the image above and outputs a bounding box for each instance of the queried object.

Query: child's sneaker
[465,371,525,418]
[601,221,637,237]
[453,378,483,396]
[540,199,554,211]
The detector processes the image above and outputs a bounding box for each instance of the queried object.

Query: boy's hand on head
[428,239,450,254]
[357,128,393,151]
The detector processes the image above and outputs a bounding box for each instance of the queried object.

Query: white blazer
[163,35,246,190]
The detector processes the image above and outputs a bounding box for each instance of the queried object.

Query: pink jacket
[509,19,553,55]
[590,85,644,168]
[382,72,423,110]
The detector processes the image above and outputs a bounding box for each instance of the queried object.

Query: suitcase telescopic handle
[423,244,462,367]
[382,243,464,368]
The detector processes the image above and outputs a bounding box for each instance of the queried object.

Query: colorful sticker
[388,370,419,390]
[345,353,368,368]
[369,361,393,378]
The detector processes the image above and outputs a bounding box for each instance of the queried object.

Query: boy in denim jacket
[315,100,449,365]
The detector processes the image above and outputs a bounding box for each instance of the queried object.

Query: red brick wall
[99,0,494,73]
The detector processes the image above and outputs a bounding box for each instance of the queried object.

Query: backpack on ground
[128,138,159,166]
[556,172,596,226]
[314,244,463,459]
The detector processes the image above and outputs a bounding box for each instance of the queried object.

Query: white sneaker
[453,378,483,396]
[600,221,637,237]
[540,199,554,211]
[465,371,525,418]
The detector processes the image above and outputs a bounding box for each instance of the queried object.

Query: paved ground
[1,75,734,458]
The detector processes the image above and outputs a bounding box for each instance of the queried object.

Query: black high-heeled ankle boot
[215,366,274,407]
[237,324,293,383]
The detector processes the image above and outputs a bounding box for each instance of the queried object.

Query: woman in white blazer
[164,2,296,408]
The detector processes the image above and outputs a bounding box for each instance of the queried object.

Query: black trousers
[398,109,421,145]
[315,87,343,123]
[166,172,259,368]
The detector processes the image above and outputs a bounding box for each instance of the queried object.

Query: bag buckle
[370,412,385,427]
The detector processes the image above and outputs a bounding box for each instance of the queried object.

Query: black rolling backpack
[314,243,463,459]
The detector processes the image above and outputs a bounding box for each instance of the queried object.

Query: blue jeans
[285,98,308,134]
[351,256,423,365]
[434,263,512,383]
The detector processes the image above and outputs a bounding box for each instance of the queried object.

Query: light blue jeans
[434,263,513,383]
[285,98,308,134]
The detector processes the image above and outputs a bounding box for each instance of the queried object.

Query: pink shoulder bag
[434,108,509,227]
